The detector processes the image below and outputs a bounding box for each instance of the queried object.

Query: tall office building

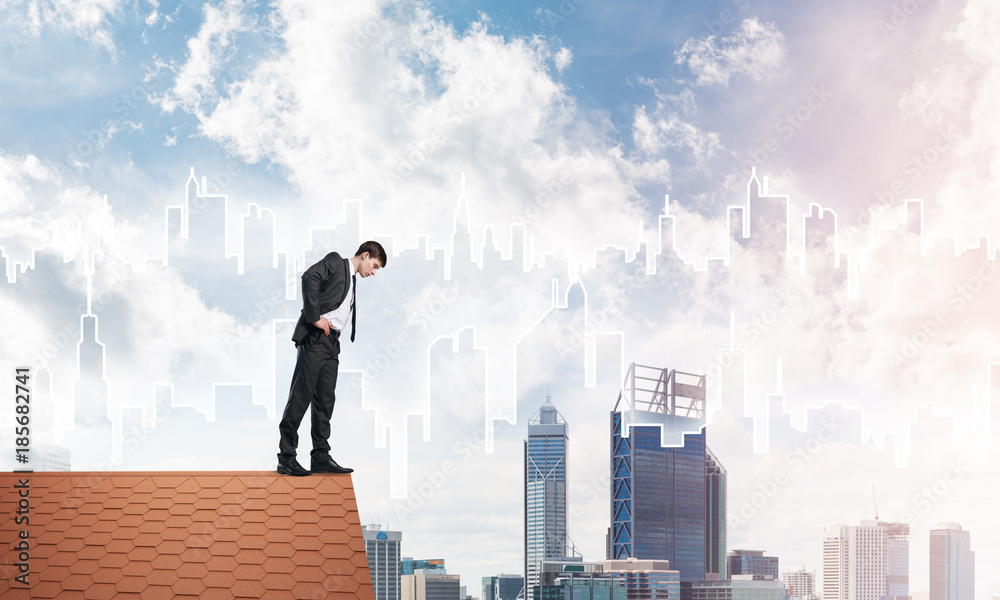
[404,558,447,575]
[929,523,974,600]
[881,522,909,597]
[403,573,461,600]
[364,524,403,600]
[525,396,570,597]
[483,574,524,600]
[728,550,778,580]
[783,569,816,600]
[684,577,786,600]
[705,449,727,580]
[611,363,707,583]
[605,558,682,599]
[822,520,907,600]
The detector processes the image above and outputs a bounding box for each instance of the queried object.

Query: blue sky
[2,0,1000,596]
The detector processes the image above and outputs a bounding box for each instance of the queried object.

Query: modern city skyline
[3,0,999,595]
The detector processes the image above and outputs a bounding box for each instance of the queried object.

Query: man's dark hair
[355,240,388,267]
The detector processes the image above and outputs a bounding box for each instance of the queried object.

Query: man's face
[357,252,383,278]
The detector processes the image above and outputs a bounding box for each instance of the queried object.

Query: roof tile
[232,580,267,598]
[233,563,268,581]
[0,471,373,599]
[203,570,238,588]
[171,578,207,595]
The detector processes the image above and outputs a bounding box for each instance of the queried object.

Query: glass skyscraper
[930,523,975,600]
[727,550,779,580]
[610,363,708,583]
[705,449,727,579]
[525,397,570,598]
[363,524,402,600]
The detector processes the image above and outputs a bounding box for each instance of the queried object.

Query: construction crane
[872,484,879,521]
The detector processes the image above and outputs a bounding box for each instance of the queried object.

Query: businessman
[276,241,387,476]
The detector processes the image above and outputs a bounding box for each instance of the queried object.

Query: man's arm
[301,252,344,333]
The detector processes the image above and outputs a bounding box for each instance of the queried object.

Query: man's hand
[313,317,331,335]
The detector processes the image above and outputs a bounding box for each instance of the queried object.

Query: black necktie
[350,274,357,342]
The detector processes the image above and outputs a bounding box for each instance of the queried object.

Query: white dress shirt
[320,259,354,333]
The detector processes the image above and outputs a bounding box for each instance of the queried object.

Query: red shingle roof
[0,472,374,599]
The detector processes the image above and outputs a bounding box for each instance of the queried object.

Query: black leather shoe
[311,457,354,474]
[277,458,312,477]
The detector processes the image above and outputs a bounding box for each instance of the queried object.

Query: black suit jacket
[291,252,351,346]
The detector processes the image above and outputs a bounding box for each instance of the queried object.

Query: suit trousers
[277,331,340,462]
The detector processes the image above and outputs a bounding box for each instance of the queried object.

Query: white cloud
[1,0,124,54]
[153,0,257,116]
[554,46,572,72]
[155,0,666,262]
[895,0,1000,247]
[633,105,724,167]
[675,17,786,87]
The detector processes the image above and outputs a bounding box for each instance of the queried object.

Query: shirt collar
[348,258,356,277]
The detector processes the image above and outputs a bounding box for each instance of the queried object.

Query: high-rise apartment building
[364,524,403,600]
[705,450,727,580]
[822,520,907,600]
[783,569,816,600]
[727,550,778,580]
[610,363,707,583]
[525,397,570,598]
[930,523,974,600]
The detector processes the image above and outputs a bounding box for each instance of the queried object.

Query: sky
[1,0,1000,597]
